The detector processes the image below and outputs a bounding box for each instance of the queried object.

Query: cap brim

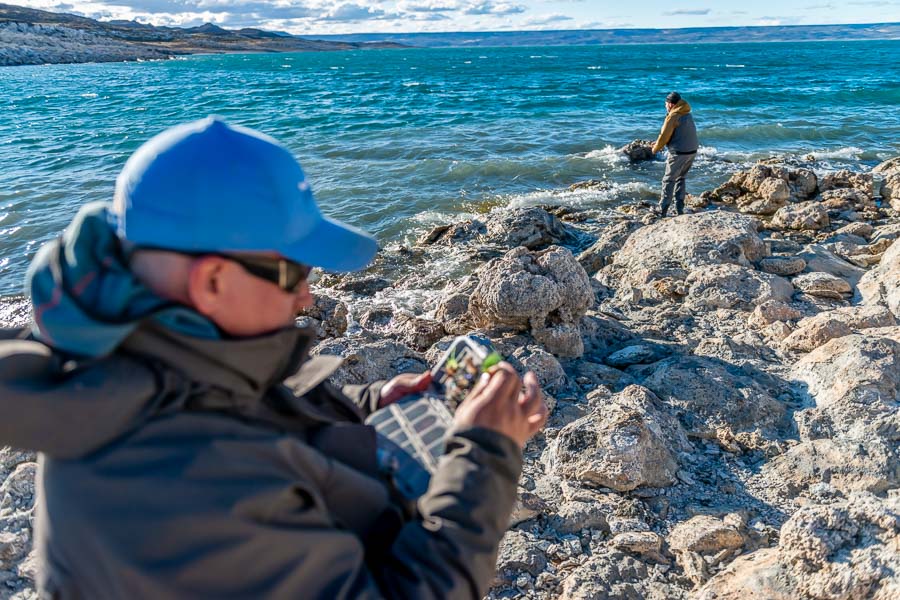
[280,215,378,272]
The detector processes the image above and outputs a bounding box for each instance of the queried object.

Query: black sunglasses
[218,253,311,292]
[127,246,311,292]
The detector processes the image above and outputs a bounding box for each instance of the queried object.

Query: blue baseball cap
[110,116,378,272]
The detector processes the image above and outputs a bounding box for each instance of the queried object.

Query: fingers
[480,362,521,404]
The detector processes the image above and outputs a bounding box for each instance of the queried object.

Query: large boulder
[634,356,789,440]
[618,139,655,163]
[542,385,687,491]
[576,220,641,274]
[799,244,866,286]
[697,492,900,600]
[735,177,790,215]
[857,238,900,318]
[790,332,900,442]
[685,264,793,311]
[604,212,768,298]
[469,246,593,357]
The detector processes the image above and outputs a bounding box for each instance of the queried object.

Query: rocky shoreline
[1,154,899,598]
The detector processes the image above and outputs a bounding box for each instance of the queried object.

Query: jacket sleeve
[232,426,522,600]
[651,113,680,154]
[341,381,386,416]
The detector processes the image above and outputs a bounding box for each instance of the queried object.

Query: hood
[26,201,220,358]
[671,99,692,116]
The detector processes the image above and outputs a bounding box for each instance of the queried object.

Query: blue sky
[19,0,900,34]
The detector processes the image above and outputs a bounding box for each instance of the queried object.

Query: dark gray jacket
[0,324,522,599]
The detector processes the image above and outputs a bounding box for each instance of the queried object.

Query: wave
[583,145,629,165]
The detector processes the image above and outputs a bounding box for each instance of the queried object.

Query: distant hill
[0,3,405,67]
[310,23,900,47]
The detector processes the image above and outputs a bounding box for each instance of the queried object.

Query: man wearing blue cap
[0,117,546,599]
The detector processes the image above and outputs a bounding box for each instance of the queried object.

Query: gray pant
[660,152,696,216]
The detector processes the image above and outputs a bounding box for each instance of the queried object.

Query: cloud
[663,8,711,16]
[398,0,462,12]
[463,1,525,16]
[524,13,572,26]
[321,3,386,21]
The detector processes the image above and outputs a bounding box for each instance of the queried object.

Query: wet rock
[393,315,445,351]
[685,264,793,311]
[313,338,427,386]
[604,344,666,368]
[857,238,900,318]
[771,201,830,231]
[792,271,851,299]
[763,438,900,496]
[758,256,806,276]
[469,246,593,357]
[697,492,900,600]
[791,332,900,442]
[485,207,580,250]
[619,139,656,163]
[543,385,686,491]
[296,292,349,339]
[635,356,788,440]
[782,306,896,352]
[748,300,802,328]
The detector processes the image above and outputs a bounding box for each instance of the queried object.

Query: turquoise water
[1,40,899,297]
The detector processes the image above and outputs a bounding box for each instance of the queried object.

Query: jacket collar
[120,320,316,398]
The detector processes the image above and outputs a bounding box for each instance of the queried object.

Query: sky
[17,0,900,35]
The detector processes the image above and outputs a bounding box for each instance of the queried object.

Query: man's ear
[186,256,225,317]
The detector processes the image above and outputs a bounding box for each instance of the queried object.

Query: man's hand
[379,371,432,408]
[453,362,547,449]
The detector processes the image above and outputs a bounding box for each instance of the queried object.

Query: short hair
[666,92,682,104]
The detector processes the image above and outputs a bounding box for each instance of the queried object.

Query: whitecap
[804,146,865,160]
[725,64,746,68]
[80,93,98,99]
[403,82,423,87]
[583,145,629,165]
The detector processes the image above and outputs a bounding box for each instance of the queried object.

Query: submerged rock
[618,139,656,162]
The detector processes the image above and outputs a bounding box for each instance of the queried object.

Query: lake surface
[1,40,899,297]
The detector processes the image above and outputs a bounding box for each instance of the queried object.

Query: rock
[788,168,818,199]
[748,300,802,328]
[736,178,789,215]
[331,274,392,295]
[0,463,35,516]
[496,530,548,580]
[579,313,637,360]
[510,345,567,395]
[782,306,896,352]
[393,315,445,351]
[698,492,900,600]
[858,238,900,318]
[834,222,874,240]
[791,332,900,442]
[485,207,580,250]
[558,552,662,600]
[604,212,768,299]
[685,264,793,311]
[569,361,635,392]
[819,169,873,193]
[609,531,665,561]
[619,139,656,162]
[434,278,478,335]
[312,338,427,386]
[635,356,788,440]
[667,515,745,555]
[762,438,900,496]
[605,344,666,368]
[576,220,641,274]
[771,201,830,231]
[509,491,548,527]
[469,246,593,357]
[547,500,610,534]
[543,385,686,491]
[295,292,349,339]
[758,256,806,276]
[799,244,866,286]
[792,271,852,299]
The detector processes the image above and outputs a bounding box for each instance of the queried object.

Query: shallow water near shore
[1,40,899,299]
